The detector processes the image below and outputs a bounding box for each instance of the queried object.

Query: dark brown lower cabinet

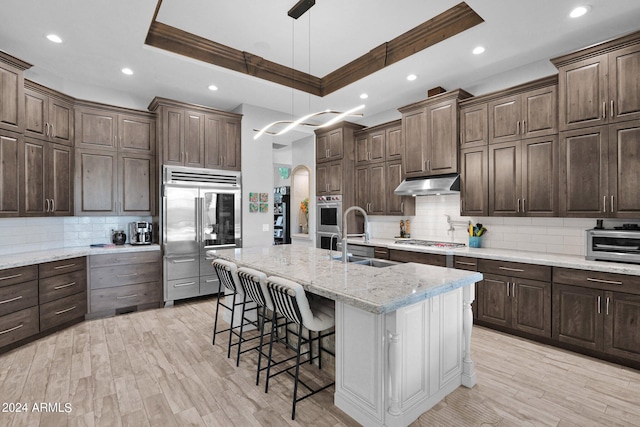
[388,249,446,267]
[477,273,552,338]
[553,284,640,362]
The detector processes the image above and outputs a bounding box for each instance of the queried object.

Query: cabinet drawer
[91,282,162,313]
[553,267,640,295]
[389,249,446,267]
[91,262,160,289]
[373,246,390,260]
[200,256,217,277]
[39,270,87,304]
[478,259,551,282]
[0,265,38,288]
[165,257,199,280]
[200,275,220,295]
[39,292,87,332]
[454,256,478,271]
[90,250,160,267]
[166,278,200,300]
[0,280,38,317]
[0,306,39,349]
[39,257,86,279]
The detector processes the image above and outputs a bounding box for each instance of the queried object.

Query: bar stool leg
[236,294,249,367]
[291,322,305,420]
[227,292,238,359]
[212,292,223,345]
[264,309,278,393]
[256,304,268,386]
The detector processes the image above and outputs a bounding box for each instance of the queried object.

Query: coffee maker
[129,221,153,245]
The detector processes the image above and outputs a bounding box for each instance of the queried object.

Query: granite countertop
[0,244,161,270]
[207,245,482,314]
[347,237,640,276]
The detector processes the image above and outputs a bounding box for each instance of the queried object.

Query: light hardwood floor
[1,297,639,427]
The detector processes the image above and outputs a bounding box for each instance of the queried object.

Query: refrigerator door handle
[196,197,204,244]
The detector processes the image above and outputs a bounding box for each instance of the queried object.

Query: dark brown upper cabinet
[0,52,30,134]
[552,30,640,131]
[24,81,74,146]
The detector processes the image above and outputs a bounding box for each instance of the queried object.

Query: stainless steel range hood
[394,173,460,196]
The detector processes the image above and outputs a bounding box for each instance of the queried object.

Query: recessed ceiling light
[472,46,485,55]
[407,74,417,81]
[46,34,62,43]
[121,68,133,75]
[570,5,591,18]
[208,85,218,91]
[360,93,368,99]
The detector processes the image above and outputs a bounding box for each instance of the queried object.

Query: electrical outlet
[262,224,269,231]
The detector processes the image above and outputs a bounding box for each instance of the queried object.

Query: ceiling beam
[144,1,484,97]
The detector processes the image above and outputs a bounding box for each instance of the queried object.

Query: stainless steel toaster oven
[586,229,640,264]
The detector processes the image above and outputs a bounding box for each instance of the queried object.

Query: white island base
[334,284,476,427]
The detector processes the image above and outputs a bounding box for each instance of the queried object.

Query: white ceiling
[2,0,640,143]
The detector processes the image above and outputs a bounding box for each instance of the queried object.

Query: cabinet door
[459,103,487,148]
[403,108,426,176]
[427,99,458,175]
[328,161,343,194]
[552,284,604,351]
[316,163,328,195]
[609,122,640,218]
[385,125,403,161]
[49,97,73,146]
[48,143,73,216]
[0,130,21,216]
[355,166,369,211]
[369,131,385,163]
[327,128,343,161]
[521,135,557,216]
[24,88,48,140]
[609,44,640,124]
[386,161,414,216]
[75,149,117,215]
[222,117,241,170]
[512,278,551,338]
[477,274,511,328]
[75,108,117,150]
[604,292,640,362]
[184,111,204,167]
[22,138,46,215]
[0,61,24,133]
[118,153,155,215]
[488,140,521,216]
[355,134,369,164]
[162,107,184,166]
[204,114,222,169]
[558,54,608,131]
[369,163,385,215]
[118,115,155,154]
[559,126,608,216]
[460,146,488,216]
[316,133,328,162]
[522,85,557,139]
[488,94,521,143]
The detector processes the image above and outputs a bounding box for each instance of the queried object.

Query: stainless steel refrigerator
[162,166,241,305]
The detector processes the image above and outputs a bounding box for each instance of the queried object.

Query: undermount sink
[332,255,399,268]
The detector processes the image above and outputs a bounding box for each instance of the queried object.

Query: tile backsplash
[0,216,152,256]
[367,194,635,257]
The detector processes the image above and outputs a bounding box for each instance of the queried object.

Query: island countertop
[207,245,482,314]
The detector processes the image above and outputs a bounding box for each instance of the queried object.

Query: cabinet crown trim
[459,75,558,107]
[0,51,32,70]
[353,119,401,136]
[398,88,473,113]
[147,96,242,119]
[551,29,640,68]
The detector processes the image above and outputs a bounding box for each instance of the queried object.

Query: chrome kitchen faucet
[341,206,370,263]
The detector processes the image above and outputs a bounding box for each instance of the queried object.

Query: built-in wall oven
[316,195,342,249]
[586,228,640,264]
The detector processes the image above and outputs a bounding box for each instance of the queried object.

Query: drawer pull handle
[498,266,525,272]
[55,305,77,315]
[54,282,76,290]
[484,279,504,284]
[205,279,218,283]
[117,273,138,278]
[174,282,196,288]
[456,261,476,266]
[0,273,23,281]
[587,277,623,286]
[54,263,76,270]
[0,323,24,335]
[172,259,196,264]
[116,294,138,299]
[117,258,136,262]
[0,295,23,305]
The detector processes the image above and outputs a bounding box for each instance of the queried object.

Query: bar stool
[211,259,259,365]
[264,276,335,420]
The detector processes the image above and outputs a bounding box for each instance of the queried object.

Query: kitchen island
[208,245,482,427]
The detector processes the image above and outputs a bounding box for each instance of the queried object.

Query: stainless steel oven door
[317,232,340,250]
[316,195,342,234]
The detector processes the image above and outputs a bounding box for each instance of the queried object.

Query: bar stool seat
[264,276,335,420]
[211,259,259,365]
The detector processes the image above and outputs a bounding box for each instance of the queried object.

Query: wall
[366,194,620,257]
[0,215,151,256]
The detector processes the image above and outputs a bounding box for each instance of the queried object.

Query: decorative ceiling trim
[144,1,484,97]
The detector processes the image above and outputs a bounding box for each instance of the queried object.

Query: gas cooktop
[394,239,466,248]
